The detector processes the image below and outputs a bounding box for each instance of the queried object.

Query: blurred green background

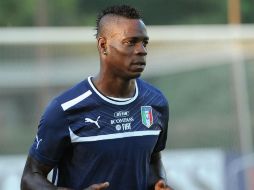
[0,0,254,26]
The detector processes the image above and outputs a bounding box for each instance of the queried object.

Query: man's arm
[149,152,174,190]
[21,155,75,190]
[21,155,62,190]
[21,156,109,190]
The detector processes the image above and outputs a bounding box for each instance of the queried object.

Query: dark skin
[21,16,172,190]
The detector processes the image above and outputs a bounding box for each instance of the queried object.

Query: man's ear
[97,37,107,55]
[154,179,166,190]
[154,180,174,190]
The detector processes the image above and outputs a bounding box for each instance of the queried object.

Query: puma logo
[85,116,101,128]
[35,135,42,149]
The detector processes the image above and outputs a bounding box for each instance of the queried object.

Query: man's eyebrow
[124,36,149,41]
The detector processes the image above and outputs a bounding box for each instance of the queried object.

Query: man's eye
[143,41,148,47]
[125,41,135,46]
[142,41,148,48]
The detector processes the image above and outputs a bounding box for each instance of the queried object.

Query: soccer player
[21,5,172,190]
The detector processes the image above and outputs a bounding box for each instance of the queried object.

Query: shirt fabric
[29,76,169,190]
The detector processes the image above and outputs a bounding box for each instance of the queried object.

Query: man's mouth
[132,61,146,66]
[131,62,146,71]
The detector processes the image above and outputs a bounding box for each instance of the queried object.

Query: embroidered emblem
[141,106,153,128]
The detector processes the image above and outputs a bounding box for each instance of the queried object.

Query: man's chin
[127,72,142,79]
[122,69,144,80]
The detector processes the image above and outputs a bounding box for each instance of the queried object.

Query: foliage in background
[0,0,34,26]
[241,0,254,23]
[0,0,253,26]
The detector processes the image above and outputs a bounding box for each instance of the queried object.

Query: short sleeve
[29,99,70,166]
[153,98,169,153]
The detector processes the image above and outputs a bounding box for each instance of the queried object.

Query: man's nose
[135,43,147,56]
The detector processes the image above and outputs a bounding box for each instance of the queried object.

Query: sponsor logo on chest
[110,117,134,124]
[111,111,134,131]
[114,111,129,118]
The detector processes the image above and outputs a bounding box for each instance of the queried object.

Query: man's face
[104,17,149,79]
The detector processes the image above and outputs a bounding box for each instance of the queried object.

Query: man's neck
[92,75,136,98]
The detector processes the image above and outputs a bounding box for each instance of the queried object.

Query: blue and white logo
[114,111,130,118]
[85,116,101,128]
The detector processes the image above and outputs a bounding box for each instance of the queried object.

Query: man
[21,5,172,190]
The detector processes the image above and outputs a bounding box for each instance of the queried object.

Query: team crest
[141,106,153,128]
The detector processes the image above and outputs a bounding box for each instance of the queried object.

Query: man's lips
[132,61,146,66]
[131,62,146,71]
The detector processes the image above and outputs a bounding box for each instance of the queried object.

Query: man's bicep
[150,152,165,179]
[21,155,55,190]
[24,155,53,176]
[150,152,162,163]
[148,152,164,190]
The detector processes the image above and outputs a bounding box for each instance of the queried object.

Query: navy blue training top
[29,76,169,190]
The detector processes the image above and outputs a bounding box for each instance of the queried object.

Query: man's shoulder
[54,79,90,104]
[41,79,89,115]
[137,78,167,100]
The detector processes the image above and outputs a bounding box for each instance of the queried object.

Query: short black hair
[95,5,142,38]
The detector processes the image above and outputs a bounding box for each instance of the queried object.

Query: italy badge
[141,106,153,128]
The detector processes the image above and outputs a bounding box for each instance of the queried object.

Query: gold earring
[103,51,107,55]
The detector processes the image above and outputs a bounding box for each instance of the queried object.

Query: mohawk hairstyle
[95,5,142,38]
